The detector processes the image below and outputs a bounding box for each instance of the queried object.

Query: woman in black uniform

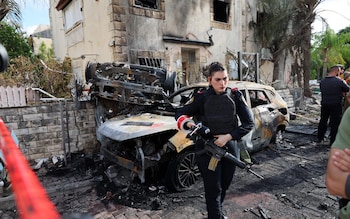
[175,62,254,219]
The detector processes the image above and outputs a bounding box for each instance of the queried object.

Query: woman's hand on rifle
[213,134,232,147]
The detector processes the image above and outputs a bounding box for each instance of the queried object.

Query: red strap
[0,119,60,219]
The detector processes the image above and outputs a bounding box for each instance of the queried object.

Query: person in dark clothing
[175,62,254,219]
[317,65,350,145]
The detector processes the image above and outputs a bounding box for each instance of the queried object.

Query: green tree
[337,32,350,69]
[0,21,31,59]
[37,41,54,62]
[311,29,350,78]
[310,41,323,79]
[338,26,350,35]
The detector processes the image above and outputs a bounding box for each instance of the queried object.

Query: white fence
[0,86,27,108]
[0,86,66,108]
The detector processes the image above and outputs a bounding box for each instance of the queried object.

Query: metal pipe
[60,101,67,166]
[65,100,71,162]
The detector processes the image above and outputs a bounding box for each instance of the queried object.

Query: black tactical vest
[203,88,237,135]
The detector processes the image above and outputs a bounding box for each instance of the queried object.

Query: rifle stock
[204,140,246,169]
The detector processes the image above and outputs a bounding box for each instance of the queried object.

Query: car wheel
[165,150,201,191]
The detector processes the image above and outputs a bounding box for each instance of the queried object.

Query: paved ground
[0,121,341,219]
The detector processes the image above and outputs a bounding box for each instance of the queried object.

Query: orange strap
[0,119,60,219]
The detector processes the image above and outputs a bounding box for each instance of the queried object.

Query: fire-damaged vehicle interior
[85,62,289,191]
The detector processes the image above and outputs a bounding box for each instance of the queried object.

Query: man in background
[317,65,350,145]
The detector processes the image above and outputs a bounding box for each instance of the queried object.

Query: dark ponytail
[208,62,225,76]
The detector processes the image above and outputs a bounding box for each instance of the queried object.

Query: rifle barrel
[223,152,246,169]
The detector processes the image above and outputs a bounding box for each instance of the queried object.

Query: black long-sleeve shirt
[175,86,254,141]
[320,76,350,105]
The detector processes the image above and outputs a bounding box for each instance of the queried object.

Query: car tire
[165,150,201,192]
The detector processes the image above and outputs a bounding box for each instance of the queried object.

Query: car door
[245,89,279,152]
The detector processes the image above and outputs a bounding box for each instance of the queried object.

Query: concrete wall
[0,101,97,162]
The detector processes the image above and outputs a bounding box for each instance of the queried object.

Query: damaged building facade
[40,0,301,190]
[50,0,293,87]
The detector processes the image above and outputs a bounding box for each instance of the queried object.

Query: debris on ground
[0,93,342,218]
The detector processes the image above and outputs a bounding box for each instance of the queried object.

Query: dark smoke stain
[172,0,209,34]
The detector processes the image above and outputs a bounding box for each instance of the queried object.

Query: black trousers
[317,103,343,145]
[195,140,237,219]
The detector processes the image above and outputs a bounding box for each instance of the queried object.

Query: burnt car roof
[98,113,176,142]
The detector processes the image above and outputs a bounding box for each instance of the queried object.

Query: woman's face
[208,70,228,94]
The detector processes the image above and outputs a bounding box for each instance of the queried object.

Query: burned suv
[85,62,289,191]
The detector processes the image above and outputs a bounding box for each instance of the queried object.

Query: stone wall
[0,101,98,162]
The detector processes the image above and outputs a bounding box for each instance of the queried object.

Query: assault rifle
[187,123,264,179]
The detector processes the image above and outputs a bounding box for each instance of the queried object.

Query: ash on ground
[1,96,342,218]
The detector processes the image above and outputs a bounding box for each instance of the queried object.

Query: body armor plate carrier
[203,88,237,135]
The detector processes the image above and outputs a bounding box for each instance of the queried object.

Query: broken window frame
[248,90,270,108]
[213,0,230,23]
[134,0,159,10]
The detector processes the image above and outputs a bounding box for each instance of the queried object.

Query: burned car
[85,62,289,191]
[168,81,290,153]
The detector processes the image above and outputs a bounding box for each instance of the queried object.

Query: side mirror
[0,43,9,72]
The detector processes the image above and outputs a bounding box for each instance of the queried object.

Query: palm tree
[0,0,21,26]
[319,29,340,77]
[312,29,350,78]
[293,0,321,97]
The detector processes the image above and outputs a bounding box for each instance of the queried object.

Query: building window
[130,0,165,19]
[189,51,196,63]
[134,0,158,9]
[63,0,82,31]
[213,0,230,23]
[138,58,163,68]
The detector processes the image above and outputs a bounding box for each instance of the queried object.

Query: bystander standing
[317,65,350,145]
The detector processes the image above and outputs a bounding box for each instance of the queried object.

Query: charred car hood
[97,113,177,142]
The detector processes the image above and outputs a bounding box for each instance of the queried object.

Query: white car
[168,81,290,152]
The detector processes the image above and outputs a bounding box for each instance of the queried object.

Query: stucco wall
[49,0,252,85]
[0,101,97,162]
